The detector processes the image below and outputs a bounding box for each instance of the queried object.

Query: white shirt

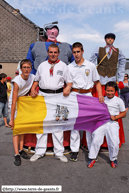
[9,74,35,108]
[68,59,100,90]
[104,96,125,116]
[35,60,72,90]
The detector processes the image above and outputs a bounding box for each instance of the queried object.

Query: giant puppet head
[104,33,115,45]
[45,24,59,41]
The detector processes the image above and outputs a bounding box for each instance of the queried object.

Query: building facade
[0,0,39,78]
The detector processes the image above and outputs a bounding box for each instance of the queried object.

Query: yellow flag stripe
[13,96,47,136]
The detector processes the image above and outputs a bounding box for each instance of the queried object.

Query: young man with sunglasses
[30,43,72,163]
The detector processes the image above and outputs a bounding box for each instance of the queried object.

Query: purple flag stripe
[74,95,110,133]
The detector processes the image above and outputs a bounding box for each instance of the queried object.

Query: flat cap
[104,33,116,40]
[45,24,59,32]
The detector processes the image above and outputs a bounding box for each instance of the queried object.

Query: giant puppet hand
[118,81,124,89]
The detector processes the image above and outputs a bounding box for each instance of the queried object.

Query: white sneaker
[56,155,68,163]
[30,154,41,162]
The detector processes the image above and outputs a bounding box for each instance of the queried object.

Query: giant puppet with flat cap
[26,22,74,74]
[81,33,126,148]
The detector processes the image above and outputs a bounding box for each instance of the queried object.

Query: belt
[39,87,63,94]
[71,88,92,94]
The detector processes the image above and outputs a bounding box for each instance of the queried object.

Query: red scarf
[48,59,60,76]
[105,45,117,54]
[46,39,61,44]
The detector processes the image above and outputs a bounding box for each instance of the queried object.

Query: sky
[5,0,129,60]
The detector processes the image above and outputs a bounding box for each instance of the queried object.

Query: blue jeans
[0,101,8,118]
[120,92,129,108]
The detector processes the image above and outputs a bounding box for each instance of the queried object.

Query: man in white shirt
[30,43,72,163]
[68,42,104,161]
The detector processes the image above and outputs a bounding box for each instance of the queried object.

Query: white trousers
[72,91,93,151]
[89,120,120,161]
[86,131,93,150]
[35,131,64,157]
[70,130,80,152]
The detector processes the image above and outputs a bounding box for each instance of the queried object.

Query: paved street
[0,112,129,193]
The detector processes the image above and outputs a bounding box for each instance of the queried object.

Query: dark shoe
[19,150,30,159]
[14,155,21,166]
[70,152,78,162]
[111,160,117,168]
[87,159,96,168]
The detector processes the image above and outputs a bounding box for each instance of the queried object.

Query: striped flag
[13,93,110,136]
